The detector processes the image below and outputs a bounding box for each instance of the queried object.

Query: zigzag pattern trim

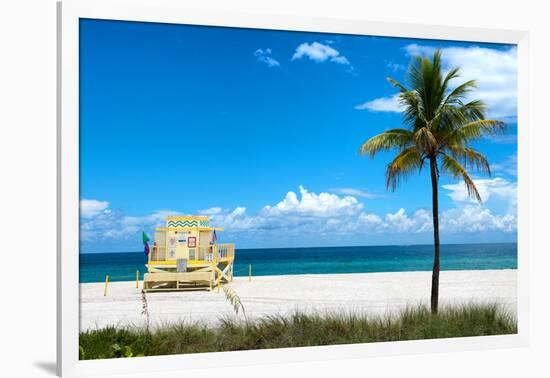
[167,220,199,227]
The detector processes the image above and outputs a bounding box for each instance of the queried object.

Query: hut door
[153,230,167,261]
[199,231,211,260]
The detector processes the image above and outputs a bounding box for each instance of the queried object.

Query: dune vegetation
[79,302,516,360]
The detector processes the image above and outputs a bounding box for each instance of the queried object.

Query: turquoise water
[79,243,517,283]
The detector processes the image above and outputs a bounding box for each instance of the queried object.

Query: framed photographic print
[57,0,529,376]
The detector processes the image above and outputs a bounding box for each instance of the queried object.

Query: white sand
[79,269,517,331]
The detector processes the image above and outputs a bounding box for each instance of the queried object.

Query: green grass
[79,303,516,360]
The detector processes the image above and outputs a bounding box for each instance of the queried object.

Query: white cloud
[254,48,280,67]
[357,212,383,227]
[81,182,517,247]
[354,94,402,112]
[405,44,517,120]
[206,186,516,236]
[261,186,363,218]
[198,207,224,215]
[358,45,517,120]
[205,187,371,237]
[442,177,517,205]
[374,205,516,234]
[80,200,180,241]
[330,188,379,199]
[403,44,435,57]
[291,42,350,65]
[492,154,517,177]
[80,199,110,218]
[429,45,516,120]
[441,206,516,233]
[203,187,441,236]
[384,208,432,233]
[331,56,350,65]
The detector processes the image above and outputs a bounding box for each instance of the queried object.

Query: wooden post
[248,264,252,282]
[104,275,109,296]
[136,270,139,288]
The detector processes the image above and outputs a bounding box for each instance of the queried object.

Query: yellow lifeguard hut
[143,215,235,292]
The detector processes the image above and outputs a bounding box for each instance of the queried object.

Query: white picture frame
[57,0,530,376]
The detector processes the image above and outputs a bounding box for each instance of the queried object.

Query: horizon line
[79,241,518,254]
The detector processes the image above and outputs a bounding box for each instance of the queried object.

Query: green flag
[142,232,150,244]
[143,232,151,256]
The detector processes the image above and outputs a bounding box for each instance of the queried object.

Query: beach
[79,269,517,331]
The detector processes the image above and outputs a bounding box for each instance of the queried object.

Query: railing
[148,243,234,263]
[201,243,235,263]
[214,243,235,262]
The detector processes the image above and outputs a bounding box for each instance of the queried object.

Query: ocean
[79,243,517,283]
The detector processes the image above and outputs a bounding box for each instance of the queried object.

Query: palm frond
[447,146,491,175]
[387,77,427,128]
[386,147,423,191]
[400,91,428,129]
[359,129,414,157]
[440,67,461,95]
[459,99,487,122]
[387,77,409,93]
[440,154,482,202]
[449,119,505,144]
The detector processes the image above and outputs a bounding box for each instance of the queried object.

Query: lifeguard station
[143,216,235,292]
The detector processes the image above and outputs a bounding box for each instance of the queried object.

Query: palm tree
[359,51,504,314]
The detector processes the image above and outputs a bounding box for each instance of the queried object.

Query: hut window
[189,249,196,260]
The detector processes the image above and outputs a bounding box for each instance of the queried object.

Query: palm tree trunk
[429,157,440,314]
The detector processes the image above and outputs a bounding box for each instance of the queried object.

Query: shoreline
[80,267,518,284]
[80,269,517,331]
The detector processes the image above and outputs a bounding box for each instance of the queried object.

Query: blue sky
[79,19,518,253]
